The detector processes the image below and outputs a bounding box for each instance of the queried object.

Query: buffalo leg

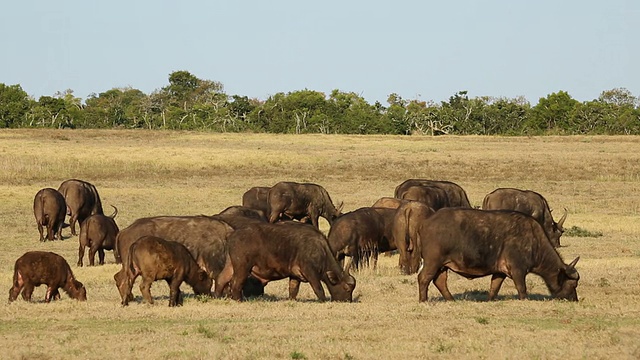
[21,284,35,302]
[77,244,85,267]
[122,273,138,306]
[37,223,45,242]
[46,224,55,241]
[230,267,250,301]
[45,286,58,302]
[433,270,454,301]
[488,274,507,301]
[88,247,97,266]
[168,273,184,307]
[69,215,78,236]
[55,222,63,240]
[139,277,154,305]
[214,267,233,298]
[304,273,327,302]
[418,265,439,302]
[511,271,528,300]
[97,248,105,265]
[288,278,301,300]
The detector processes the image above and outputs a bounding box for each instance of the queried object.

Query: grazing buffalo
[9,251,87,302]
[416,208,580,302]
[121,236,212,307]
[394,179,472,208]
[77,206,120,267]
[327,207,397,271]
[216,205,268,223]
[267,181,342,228]
[482,188,567,248]
[371,197,409,209]
[33,188,66,242]
[241,186,271,217]
[218,221,356,302]
[398,185,449,211]
[58,179,104,236]
[113,215,263,299]
[392,201,436,275]
[113,216,233,300]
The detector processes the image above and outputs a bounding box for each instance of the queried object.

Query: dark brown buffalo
[241,186,271,217]
[327,207,397,271]
[392,201,436,275]
[77,206,119,267]
[482,188,567,248]
[113,215,234,300]
[121,236,212,307]
[416,208,580,302]
[398,185,449,211]
[58,179,104,236]
[267,181,342,228]
[33,188,66,242]
[216,205,268,223]
[9,251,87,302]
[218,221,356,302]
[394,179,472,208]
[371,197,409,209]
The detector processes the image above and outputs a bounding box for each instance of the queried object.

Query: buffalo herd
[10,177,581,305]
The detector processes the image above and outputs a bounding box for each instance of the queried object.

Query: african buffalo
[327,207,397,271]
[9,251,87,302]
[371,197,409,209]
[77,206,119,267]
[58,179,104,236]
[218,221,356,302]
[267,181,342,228]
[416,208,580,302]
[216,205,268,223]
[392,201,436,275]
[394,179,472,208]
[113,215,264,299]
[398,185,449,211]
[482,188,567,248]
[33,188,66,242]
[241,186,271,217]
[121,236,212,307]
[113,215,234,300]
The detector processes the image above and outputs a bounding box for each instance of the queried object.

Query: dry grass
[1,129,640,359]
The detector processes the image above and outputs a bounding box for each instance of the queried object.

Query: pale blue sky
[1,1,637,105]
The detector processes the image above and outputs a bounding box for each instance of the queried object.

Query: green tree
[0,83,32,128]
[528,91,578,133]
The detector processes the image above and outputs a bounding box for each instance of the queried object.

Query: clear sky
[1,1,638,105]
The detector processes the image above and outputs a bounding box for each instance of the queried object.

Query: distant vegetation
[1,70,639,135]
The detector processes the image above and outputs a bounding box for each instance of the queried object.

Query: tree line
[1,70,639,135]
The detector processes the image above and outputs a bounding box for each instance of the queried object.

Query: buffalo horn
[568,256,580,269]
[109,205,118,219]
[557,208,568,230]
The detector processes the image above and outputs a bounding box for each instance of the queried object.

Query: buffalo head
[552,256,580,301]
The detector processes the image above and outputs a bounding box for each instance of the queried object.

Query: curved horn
[557,208,568,230]
[109,205,118,219]
[567,256,580,269]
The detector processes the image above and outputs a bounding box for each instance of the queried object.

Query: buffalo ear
[198,270,208,281]
[326,271,340,285]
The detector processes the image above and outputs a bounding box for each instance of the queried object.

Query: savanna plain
[1,129,639,360]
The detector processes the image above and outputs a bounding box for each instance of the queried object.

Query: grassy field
[1,129,639,359]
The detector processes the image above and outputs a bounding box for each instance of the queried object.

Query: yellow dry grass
[1,129,640,359]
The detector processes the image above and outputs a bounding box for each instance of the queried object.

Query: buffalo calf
[9,251,87,302]
[33,188,66,242]
[78,206,119,266]
[121,236,212,307]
